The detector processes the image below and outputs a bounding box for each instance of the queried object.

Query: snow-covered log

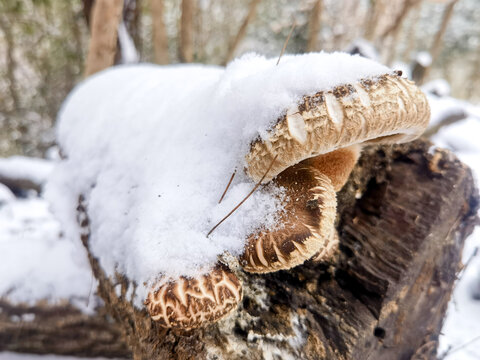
[21,53,477,358]
[1,140,477,359]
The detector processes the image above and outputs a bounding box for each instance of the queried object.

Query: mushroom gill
[241,72,430,273]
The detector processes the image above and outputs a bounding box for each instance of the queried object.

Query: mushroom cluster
[146,72,430,328]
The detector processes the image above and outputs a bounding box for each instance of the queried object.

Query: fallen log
[1,140,478,359]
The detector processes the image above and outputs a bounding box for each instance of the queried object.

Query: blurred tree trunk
[3,141,475,359]
[223,0,262,65]
[422,0,459,83]
[306,0,322,52]
[0,16,19,113]
[402,0,423,62]
[84,0,124,77]
[364,0,386,41]
[383,0,421,65]
[151,0,169,64]
[178,0,196,63]
[123,0,142,53]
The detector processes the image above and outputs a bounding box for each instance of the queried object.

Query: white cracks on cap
[324,93,344,128]
[286,106,307,144]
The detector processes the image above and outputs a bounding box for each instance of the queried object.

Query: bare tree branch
[223,0,262,65]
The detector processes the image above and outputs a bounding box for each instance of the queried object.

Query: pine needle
[207,155,278,237]
[277,21,296,66]
[218,170,236,204]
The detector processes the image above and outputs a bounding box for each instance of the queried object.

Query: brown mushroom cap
[241,162,337,273]
[145,263,242,329]
[246,73,430,183]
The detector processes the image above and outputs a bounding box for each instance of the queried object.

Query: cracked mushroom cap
[245,73,430,183]
[241,162,337,273]
[241,73,429,273]
[145,263,242,329]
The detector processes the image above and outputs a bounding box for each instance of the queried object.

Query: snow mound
[0,196,93,309]
[45,52,390,304]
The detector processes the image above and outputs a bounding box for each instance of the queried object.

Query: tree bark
[0,300,131,358]
[84,0,124,77]
[150,0,169,64]
[178,0,196,63]
[223,0,262,65]
[1,140,478,359]
[306,0,322,52]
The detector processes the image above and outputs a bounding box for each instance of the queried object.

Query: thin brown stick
[218,170,236,204]
[207,155,278,237]
[277,22,296,66]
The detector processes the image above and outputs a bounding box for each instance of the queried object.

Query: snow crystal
[45,52,390,304]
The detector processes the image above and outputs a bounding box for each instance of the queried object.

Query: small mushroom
[145,263,242,329]
[242,72,429,273]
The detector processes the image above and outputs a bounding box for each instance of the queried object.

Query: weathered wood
[0,300,130,358]
[1,140,478,359]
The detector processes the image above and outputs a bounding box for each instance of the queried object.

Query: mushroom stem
[302,144,361,192]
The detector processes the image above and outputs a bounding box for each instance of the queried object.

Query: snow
[430,96,480,359]
[344,38,380,61]
[422,79,451,97]
[45,52,391,304]
[117,21,139,64]
[415,51,432,67]
[0,156,54,187]
[0,195,94,311]
[0,183,15,203]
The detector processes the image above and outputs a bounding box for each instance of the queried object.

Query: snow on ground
[45,52,391,304]
[0,192,94,311]
[0,156,54,187]
[429,92,480,360]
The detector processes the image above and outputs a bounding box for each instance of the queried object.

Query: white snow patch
[344,38,379,61]
[117,21,139,64]
[0,183,15,203]
[422,79,451,97]
[0,156,53,188]
[432,97,480,360]
[415,51,432,67]
[45,52,390,305]
[0,196,93,310]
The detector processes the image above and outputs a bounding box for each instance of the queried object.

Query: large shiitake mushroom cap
[246,73,430,183]
[241,164,337,273]
[145,264,242,329]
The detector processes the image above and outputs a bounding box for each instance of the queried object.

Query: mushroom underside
[241,73,430,274]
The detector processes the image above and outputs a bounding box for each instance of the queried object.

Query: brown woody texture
[0,140,478,359]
